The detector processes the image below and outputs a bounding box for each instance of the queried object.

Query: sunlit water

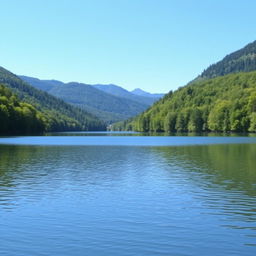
[0,133,256,255]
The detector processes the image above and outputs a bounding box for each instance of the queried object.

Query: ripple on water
[0,141,256,255]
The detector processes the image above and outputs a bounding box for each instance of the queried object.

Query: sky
[0,0,256,93]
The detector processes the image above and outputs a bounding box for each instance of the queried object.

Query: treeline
[0,67,106,132]
[0,84,45,134]
[112,72,256,133]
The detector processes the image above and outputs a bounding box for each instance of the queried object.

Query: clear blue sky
[0,0,255,93]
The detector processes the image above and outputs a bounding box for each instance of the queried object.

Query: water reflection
[48,131,256,137]
[153,144,256,195]
[1,144,256,217]
[152,144,256,228]
[0,142,256,255]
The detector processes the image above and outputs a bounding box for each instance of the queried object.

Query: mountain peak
[132,88,145,94]
[131,88,164,98]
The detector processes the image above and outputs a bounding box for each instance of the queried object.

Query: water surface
[0,134,255,255]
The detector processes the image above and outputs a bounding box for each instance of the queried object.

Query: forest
[0,67,106,133]
[112,41,256,133]
[2,40,256,134]
[0,84,45,134]
[112,71,256,133]
[200,40,256,79]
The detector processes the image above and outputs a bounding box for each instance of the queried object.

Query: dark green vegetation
[114,72,256,133]
[113,41,256,133]
[0,84,44,134]
[0,67,105,133]
[199,40,256,79]
[20,76,163,123]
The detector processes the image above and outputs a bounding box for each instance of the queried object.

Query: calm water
[0,134,256,255]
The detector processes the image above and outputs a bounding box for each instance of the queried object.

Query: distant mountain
[131,88,165,98]
[199,40,256,79]
[18,76,63,92]
[20,76,154,123]
[0,67,105,132]
[93,84,163,105]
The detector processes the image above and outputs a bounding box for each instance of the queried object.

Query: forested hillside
[20,76,162,123]
[0,67,105,132]
[45,82,148,123]
[0,84,45,134]
[199,40,256,79]
[113,40,256,133]
[113,72,256,133]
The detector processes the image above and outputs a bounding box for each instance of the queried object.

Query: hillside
[199,40,256,79]
[113,71,256,133]
[20,76,157,123]
[0,84,45,134]
[0,67,105,131]
[113,40,256,133]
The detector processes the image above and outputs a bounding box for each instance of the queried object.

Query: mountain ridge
[0,66,105,131]
[20,76,164,123]
[199,40,256,79]
[92,83,163,105]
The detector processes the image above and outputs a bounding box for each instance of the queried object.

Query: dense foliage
[200,40,256,79]
[0,84,45,134]
[112,71,256,133]
[0,67,105,131]
[20,76,161,123]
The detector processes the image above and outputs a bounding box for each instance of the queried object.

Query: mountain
[199,40,256,79]
[93,84,163,105]
[18,76,63,92]
[131,88,164,98]
[112,40,256,133]
[0,66,105,132]
[20,76,160,123]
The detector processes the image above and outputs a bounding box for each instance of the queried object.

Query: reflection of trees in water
[1,143,256,224]
[152,144,256,224]
[154,144,256,195]
[0,146,39,187]
[0,145,52,207]
[0,145,139,207]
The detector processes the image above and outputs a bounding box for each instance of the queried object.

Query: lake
[0,133,256,256]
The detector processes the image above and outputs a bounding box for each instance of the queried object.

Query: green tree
[249,112,256,132]
[175,111,188,132]
[188,108,203,132]
[164,112,177,132]
[208,100,231,131]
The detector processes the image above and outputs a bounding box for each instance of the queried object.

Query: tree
[188,108,203,132]
[175,111,188,132]
[249,112,256,132]
[208,100,231,132]
[164,112,177,132]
